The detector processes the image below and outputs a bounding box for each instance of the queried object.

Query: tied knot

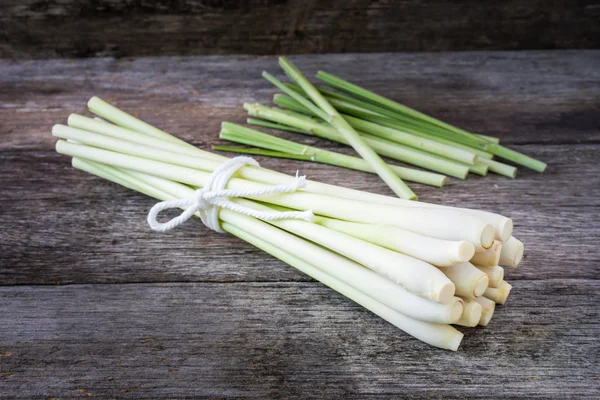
[147,156,313,233]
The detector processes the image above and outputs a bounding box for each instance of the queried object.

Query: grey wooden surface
[2,1,600,58]
[1,51,599,398]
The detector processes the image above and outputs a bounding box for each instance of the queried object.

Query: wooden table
[1,51,599,398]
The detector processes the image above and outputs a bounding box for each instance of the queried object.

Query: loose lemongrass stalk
[454,298,483,327]
[276,57,417,200]
[477,157,517,178]
[213,145,446,187]
[225,223,464,351]
[311,216,474,267]
[473,296,496,326]
[329,114,478,165]
[484,281,512,305]
[499,236,524,268]
[81,98,508,241]
[56,140,495,248]
[484,143,547,172]
[81,158,464,324]
[476,134,500,144]
[74,158,464,328]
[246,118,308,134]
[470,241,502,266]
[441,262,489,299]
[316,71,547,171]
[274,93,495,161]
[69,112,430,205]
[474,265,504,288]
[235,199,455,303]
[218,123,446,187]
[245,103,470,179]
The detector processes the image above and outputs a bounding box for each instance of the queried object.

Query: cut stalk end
[474,275,489,297]
[438,281,456,304]
[458,241,476,262]
[481,224,495,249]
[450,299,464,323]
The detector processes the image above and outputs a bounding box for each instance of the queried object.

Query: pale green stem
[276,57,417,200]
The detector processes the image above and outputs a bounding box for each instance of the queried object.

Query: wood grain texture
[0,51,599,398]
[0,280,598,398]
[1,0,600,58]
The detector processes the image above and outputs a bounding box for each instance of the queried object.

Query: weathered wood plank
[1,0,599,58]
[0,280,598,398]
[0,143,598,285]
[1,51,599,152]
[0,51,599,398]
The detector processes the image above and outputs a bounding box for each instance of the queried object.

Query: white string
[147,156,313,233]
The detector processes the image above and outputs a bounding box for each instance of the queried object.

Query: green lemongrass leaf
[316,71,489,145]
[278,57,417,200]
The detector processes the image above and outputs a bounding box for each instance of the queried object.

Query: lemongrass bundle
[52,95,524,351]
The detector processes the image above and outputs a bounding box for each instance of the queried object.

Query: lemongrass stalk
[485,143,547,172]
[484,281,512,305]
[477,134,500,144]
[69,112,431,206]
[245,103,470,179]
[470,241,502,266]
[246,118,308,134]
[335,115,477,165]
[262,71,331,121]
[213,145,447,187]
[73,158,464,326]
[440,262,489,299]
[225,223,464,350]
[213,145,319,161]
[276,57,417,200]
[80,98,509,240]
[474,265,504,288]
[274,93,495,160]
[499,236,524,268]
[473,296,496,326]
[56,140,494,248]
[468,162,488,176]
[311,216,474,267]
[317,71,547,171]
[454,298,483,327]
[74,158,175,201]
[218,123,446,187]
[234,199,455,303]
[477,157,517,178]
